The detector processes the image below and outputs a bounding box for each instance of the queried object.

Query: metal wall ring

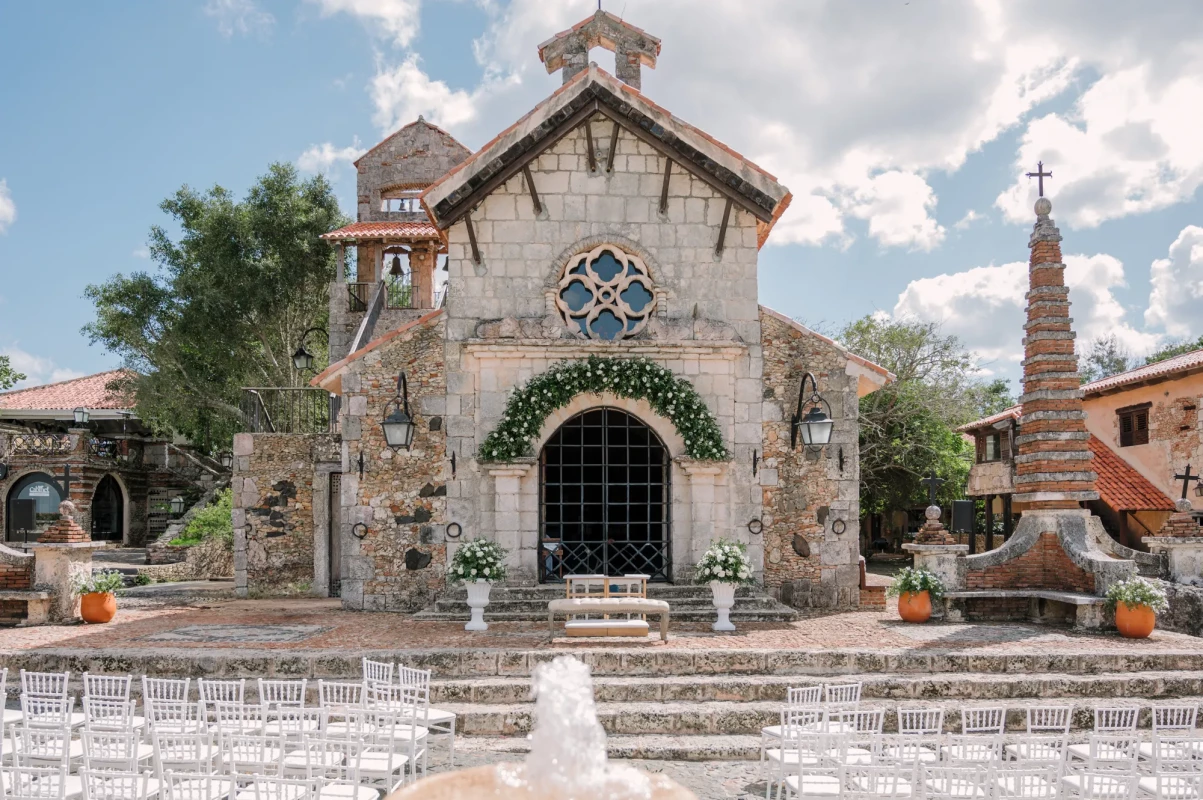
[351,523,369,540]
[446,522,463,539]
[831,519,846,535]
[747,519,763,535]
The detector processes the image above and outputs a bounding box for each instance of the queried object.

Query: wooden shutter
[976,435,985,463]
[1120,412,1134,447]
[1134,410,1149,445]
[1000,431,1012,461]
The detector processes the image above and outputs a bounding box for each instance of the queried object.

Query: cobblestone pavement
[429,746,769,799]
[1,594,1201,656]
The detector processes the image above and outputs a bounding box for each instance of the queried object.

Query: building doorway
[328,473,342,597]
[5,472,63,544]
[538,408,671,582]
[91,475,125,542]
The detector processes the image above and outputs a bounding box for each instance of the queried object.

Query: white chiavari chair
[212,701,265,737]
[282,734,377,800]
[4,764,79,800]
[995,762,1063,799]
[360,659,393,688]
[79,728,154,773]
[396,665,457,768]
[1143,734,1203,770]
[141,677,191,706]
[779,731,847,800]
[1137,763,1203,800]
[161,769,237,800]
[11,725,82,771]
[151,730,221,785]
[765,708,826,797]
[879,707,944,766]
[761,686,824,768]
[19,697,77,731]
[1061,770,1138,800]
[824,682,863,710]
[1068,732,1141,767]
[200,679,247,716]
[1094,707,1140,733]
[1141,706,1203,763]
[81,675,131,702]
[940,733,1003,765]
[845,762,914,800]
[921,763,993,800]
[235,775,314,800]
[0,667,17,732]
[79,767,156,800]
[359,710,420,789]
[961,707,1006,735]
[20,671,69,700]
[263,707,321,742]
[219,731,284,778]
[316,682,362,712]
[258,681,307,712]
[1007,707,1072,761]
[1008,736,1068,765]
[1153,705,1198,734]
[82,698,141,733]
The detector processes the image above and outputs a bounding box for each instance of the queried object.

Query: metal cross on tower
[1026,161,1053,197]
[1174,464,1199,500]
[921,471,946,506]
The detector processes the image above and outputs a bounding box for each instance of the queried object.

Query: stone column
[484,460,536,577]
[1144,498,1203,582]
[28,501,107,622]
[678,459,725,577]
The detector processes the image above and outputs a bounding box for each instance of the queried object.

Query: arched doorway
[91,475,125,542]
[539,408,671,582]
[5,472,63,544]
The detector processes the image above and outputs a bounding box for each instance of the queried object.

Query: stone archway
[91,474,126,543]
[537,407,671,582]
[5,471,63,544]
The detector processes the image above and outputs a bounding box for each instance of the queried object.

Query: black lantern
[791,372,834,450]
[169,496,186,515]
[218,452,234,469]
[73,407,90,425]
[381,372,415,451]
[291,327,328,374]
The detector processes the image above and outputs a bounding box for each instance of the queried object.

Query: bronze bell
[389,254,404,276]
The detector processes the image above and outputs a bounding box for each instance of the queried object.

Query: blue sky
[2,1,1201,393]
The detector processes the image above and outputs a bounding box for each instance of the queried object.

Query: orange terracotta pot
[897,590,932,624]
[1114,602,1155,639]
[80,592,117,624]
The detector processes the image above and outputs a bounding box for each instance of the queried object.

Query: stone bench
[941,590,1106,630]
[547,597,671,641]
[0,590,53,626]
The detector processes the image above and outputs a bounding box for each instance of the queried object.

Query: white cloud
[306,0,421,48]
[298,139,367,173]
[1,347,85,390]
[370,54,509,134]
[1146,224,1203,338]
[204,0,274,38]
[954,210,983,230]
[132,246,150,259]
[845,171,946,251]
[893,252,1158,377]
[0,179,15,234]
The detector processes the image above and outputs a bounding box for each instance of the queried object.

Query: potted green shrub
[887,567,944,623]
[448,538,508,632]
[75,570,125,624]
[694,539,755,631]
[1106,576,1168,639]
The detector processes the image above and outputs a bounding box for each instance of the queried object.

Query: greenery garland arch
[479,355,729,462]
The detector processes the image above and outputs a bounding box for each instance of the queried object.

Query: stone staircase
[412,584,800,623]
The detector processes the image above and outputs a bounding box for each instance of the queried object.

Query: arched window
[554,245,656,340]
[6,472,63,543]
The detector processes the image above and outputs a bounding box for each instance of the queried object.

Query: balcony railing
[88,437,145,466]
[10,434,72,456]
[241,388,341,434]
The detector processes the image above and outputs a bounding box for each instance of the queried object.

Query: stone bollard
[902,505,967,620]
[28,501,109,623]
[1143,499,1203,584]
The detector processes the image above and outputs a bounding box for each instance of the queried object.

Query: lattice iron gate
[538,408,671,582]
[329,473,342,598]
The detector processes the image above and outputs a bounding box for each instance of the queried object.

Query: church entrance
[538,408,671,582]
[91,475,124,542]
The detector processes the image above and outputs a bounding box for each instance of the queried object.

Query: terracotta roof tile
[311,310,445,392]
[0,370,134,411]
[320,221,442,241]
[1082,348,1203,395]
[1088,435,1175,511]
[957,405,1022,433]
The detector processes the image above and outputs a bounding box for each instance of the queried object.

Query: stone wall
[759,310,863,610]
[338,314,448,612]
[965,532,1096,593]
[1160,582,1203,637]
[356,120,470,224]
[232,433,339,596]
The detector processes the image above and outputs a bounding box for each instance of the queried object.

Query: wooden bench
[548,597,671,641]
[941,589,1106,630]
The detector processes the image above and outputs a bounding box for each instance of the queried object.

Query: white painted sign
[27,484,51,498]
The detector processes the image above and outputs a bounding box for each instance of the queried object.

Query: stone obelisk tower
[1013,195,1099,509]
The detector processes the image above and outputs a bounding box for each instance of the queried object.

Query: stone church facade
[231,12,890,612]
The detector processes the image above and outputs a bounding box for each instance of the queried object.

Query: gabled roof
[311,310,445,395]
[421,65,792,248]
[320,221,442,242]
[1088,435,1175,511]
[760,306,894,397]
[0,370,134,414]
[958,405,1022,434]
[1082,347,1203,396]
[538,11,661,74]
[353,117,471,171]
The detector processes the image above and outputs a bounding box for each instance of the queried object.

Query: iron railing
[240,388,341,434]
[10,434,72,456]
[88,437,146,466]
[348,282,374,313]
[385,277,414,309]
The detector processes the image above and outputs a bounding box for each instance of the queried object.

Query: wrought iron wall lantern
[790,372,834,450]
[382,372,416,451]
[73,407,90,425]
[169,496,186,515]
[218,452,234,469]
[351,523,369,540]
[291,327,329,373]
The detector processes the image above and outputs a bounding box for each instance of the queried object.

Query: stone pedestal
[914,505,957,545]
[1144,501,1203,583]
[30,501,107,623]
[901,542,967,620]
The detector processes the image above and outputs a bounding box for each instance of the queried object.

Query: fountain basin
[387,763,696,800]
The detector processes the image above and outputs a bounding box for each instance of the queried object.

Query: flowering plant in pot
[886,567,944,623]
[1105,576,1168,639]
[74,570,125,624]
[448,538,508,632]
[694,539,754,631]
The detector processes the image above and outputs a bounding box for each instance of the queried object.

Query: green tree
[838,316,988,516]
[0,355,25,391]
[83,164,347,449]
[1079,333,1131,383]
[1144,335,1203,366]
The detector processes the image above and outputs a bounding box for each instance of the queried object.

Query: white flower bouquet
[448,538,508,584]
[694,539,755,586]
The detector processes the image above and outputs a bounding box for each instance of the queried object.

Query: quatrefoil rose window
[555,245,656,340]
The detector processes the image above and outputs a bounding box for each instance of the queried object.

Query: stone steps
[432,671,1203,705]
[412,609,797,623]
[457,734,764,761]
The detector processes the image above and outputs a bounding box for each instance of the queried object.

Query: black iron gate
[538,408,671,582]
[329,473,342,598]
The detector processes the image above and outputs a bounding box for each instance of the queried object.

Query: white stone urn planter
[709,581,737,631]
[464,579,493,632]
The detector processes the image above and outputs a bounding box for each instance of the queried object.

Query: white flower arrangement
[448,538,508,585]
[694,539,755,586]
[479,355,728,462]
